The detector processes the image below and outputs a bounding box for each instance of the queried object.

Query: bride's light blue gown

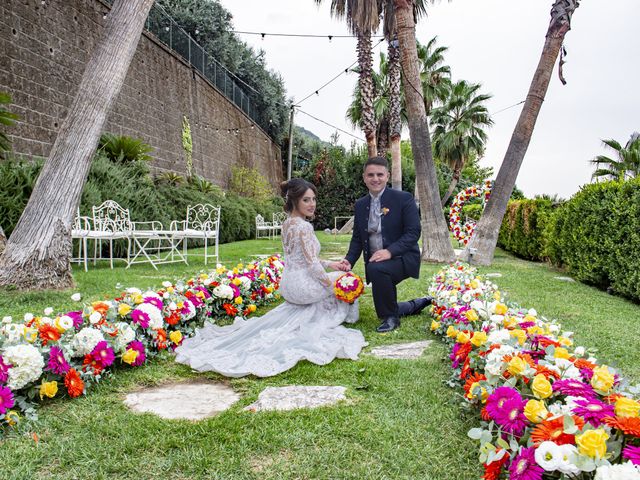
[175,216,367,377]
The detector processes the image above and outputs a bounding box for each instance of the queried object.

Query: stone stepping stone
[244,386,346,412]
[124,381,240,420]
[554,276,575,282]
[485,273,503,278]
[369,340,432,359]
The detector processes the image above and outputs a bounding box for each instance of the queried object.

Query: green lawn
[0,234,638,480]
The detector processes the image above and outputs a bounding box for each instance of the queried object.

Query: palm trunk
[460,0,580,265]
[441,166,462,206]
[376,116,390,156]
[356,29,377,157]
[388,37,403,190]
[0,0,155,290]
[394,0,455,262]
[0,225,5,257]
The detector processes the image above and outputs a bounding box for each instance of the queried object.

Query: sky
[217,0,639,199]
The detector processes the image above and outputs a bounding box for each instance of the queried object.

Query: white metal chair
[171,204,221,265]
[71,210,92,271]
[255,214,274,239]
[271,211,287,237]
[89,200,132,269]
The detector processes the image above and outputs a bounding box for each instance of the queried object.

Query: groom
[340,156,431,333]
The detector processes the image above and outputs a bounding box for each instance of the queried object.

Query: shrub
[98,133,153,163]
[0,92,19,156]
[0,156,43,236]
[229,166,274,202]
[497,198,555,261]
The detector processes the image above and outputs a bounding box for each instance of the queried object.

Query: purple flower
[91,341,115,368]
[127,341,146,367]
[486,387,528,434]
[552,379,596,399]
[571,398,615,427]
[0,386,15,414]
[518,321,536,329]
[623,445,640,465]
[580,368,594,382]
[509,447,544,480]
[67,310,84,329]
[0,355,10,384]
[143,296,163,310]
[47,346,70,375]
[131,309,150,329]
[194,286,211,299]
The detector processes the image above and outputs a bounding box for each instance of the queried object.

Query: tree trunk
[388,37,403,190]
[460,0,579,265]
[0,225,5,257]
[376,116,390,156]
[356,29,377,158]
[394,0,455,262]
[0,0,155,290]
[440,165,462,206]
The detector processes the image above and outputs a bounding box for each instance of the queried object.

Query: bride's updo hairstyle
[280,178,317,214]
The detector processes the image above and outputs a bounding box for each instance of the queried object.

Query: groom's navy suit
[345,187,421,319]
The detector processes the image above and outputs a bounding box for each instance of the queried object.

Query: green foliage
[229,166,274,202]
[181,115,193,177]
[497,199,555,261]
[98,133,153,164]
[187,174,218,195]
[0,156,43,236]
[546,179,640,301]
[154,171,185,186]
[0,92,19,156]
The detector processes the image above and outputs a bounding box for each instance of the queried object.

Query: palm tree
[431,80,493,206]
[0,0,155,290]
[417,37,451,112]
[459,0,582,266]
[315,0,381,157]
[590,134,640,181]
[393,0,455,262]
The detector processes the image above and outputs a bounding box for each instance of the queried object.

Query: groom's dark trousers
[345,187,421,319]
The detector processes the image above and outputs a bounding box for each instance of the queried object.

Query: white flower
[574,346,586,357]
[89,311,102,325]
[527,308,538,317]
[126,287,142,295]
[237,276,252,290]
[487,329,511,345]
[203,278,212,286]
[142,291,162,301]
[548,401,574,418]
[554,358,581,379]
[162,292,170,299]
[162,281,172,288]
[72,327,105,357]
[594,462,640,480]
[2,316,12,324]
[485,345,514,377]
[461,292,472,303]
[556,444,580,476]
[135,303,164,329]
[180,298,196,320]
[490,314,504,324]
[112,322,136,352]
[71,293,82,302]
[169,302,177,311]
[548,324,560,334]
[40,316,53,326]
[24,313,34,322]
[44,307,54,316]
[56,315,74,331]
[2,344,44,390]
[212,284,234,299]
[1,324,25,344]
[272,260,284,270]
[534,441,562,471]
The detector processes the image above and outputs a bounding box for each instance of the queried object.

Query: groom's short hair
[364,156,389,171]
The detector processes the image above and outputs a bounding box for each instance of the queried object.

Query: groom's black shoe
[398,297,433,317]
[376,316,401,333]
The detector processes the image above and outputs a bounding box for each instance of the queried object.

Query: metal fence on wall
[103,1,260,131]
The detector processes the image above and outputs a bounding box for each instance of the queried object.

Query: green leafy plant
[0,92,19,156]
[229,166,273,202]
[155,171,185,186]
[188,174,217,194]
[182,115,193,178]
[98,133,153,164]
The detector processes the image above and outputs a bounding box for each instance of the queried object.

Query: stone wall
[0,0,282,188]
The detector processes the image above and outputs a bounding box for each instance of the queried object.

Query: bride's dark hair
[280,178,317,214]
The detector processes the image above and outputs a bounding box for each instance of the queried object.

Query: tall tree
[460,0,581,265]
[590,134,640,182]
[431,80,493,206]
[416,37,451,112]
[393,0,455,262]
[315,0,380,157]
[0,0,155,290]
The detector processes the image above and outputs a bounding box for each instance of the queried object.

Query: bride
[175,178,367,377]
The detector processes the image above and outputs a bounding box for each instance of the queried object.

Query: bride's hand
[328,261,350,272]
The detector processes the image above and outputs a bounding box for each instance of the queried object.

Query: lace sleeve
[298,223,332,287]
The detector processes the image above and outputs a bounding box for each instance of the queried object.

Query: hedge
[497,198,555,261]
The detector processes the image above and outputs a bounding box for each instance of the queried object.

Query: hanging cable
[233,30,384,39]
[296,109,364,142]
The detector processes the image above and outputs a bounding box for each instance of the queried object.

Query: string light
[234,30,384,40]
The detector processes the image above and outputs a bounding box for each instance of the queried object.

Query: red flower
[64,369,85,398]
[223,303,238,316]
[38,324,61,345]
[165,311,180,326]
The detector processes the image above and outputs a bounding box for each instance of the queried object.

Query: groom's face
[363,164,389,196]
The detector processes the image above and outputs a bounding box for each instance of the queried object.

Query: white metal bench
[255,214,274,239]
[271,211,287,237]
[171,204,220,265]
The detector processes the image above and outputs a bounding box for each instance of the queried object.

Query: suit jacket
[345,187,421,279]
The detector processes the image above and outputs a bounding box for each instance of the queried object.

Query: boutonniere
[381,207,390,216]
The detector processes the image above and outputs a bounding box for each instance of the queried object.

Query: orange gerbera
[531,416,585,445]
[603,416,640,437]
[479,344,502,358]
[482,452,510,480]
[464,372,486,395]
[155,329,167,350]
[38,324,61,345]
[222,303,238,316]
[538,337,562,348]
[82,355,104,376]
[165,311,180,326]
[574,358,597,370]
[604,393,625,405]
[481,406,492,422]
[533,363,561,380]
[64,368,85,398]
[91,301,110,315]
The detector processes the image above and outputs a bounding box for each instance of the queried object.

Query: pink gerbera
[90,341,115,368]
[0,355,10,384]
[47,346,70,375]
[0,386,15,414]
[552,379,596,399]
[131,309,150,329]
[486,387,521,418]
[127,340,146,367]
[571,398,615,427]
[487,387,528,435]
[143,296,163,310]
[509,447,544,480]
[67,310,84,329]
[623,445,640,465]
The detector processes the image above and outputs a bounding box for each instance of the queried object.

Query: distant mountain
[295,126,331,147]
